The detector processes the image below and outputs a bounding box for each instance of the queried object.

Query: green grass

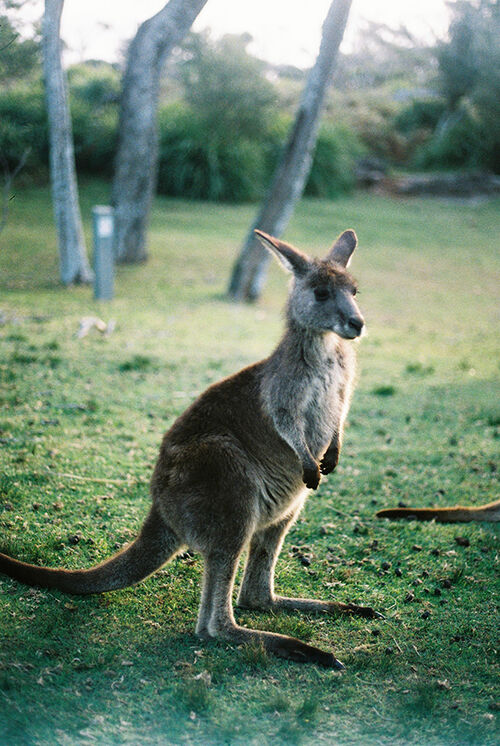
[0,180,499,745]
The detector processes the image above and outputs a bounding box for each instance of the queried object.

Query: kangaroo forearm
[271,406,319,486]
[320,435,341,475]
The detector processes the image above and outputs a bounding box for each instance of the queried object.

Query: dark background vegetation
[1,1,500,204]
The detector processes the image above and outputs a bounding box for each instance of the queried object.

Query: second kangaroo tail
[0,505,181,594]
[376,498,500,524]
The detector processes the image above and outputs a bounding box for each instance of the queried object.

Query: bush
[157,103,269,202]
[69,64,120,177]
[395,99,447,135]
[413,105,484,170]
[70,98,118,177]
[157,103,360,203]
[0,67,119,180]
[305,123,363,198]
[0,63,361,202]
[68,63,121,107]
[0,81,48,173]
[330,88,406,162]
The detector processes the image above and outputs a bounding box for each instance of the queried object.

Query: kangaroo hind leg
[238,517,382,619]
[199,549,342,668]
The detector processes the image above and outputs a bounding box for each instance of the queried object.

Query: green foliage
[0,63,119,178]
[156,102,269,202]
[0,29,360,202]
[179,32,277,142]
[156,102,361,202]
[0,13,40,83]
[156,32,360,202]
[437,3,480,110]
[331,87,404,163]
[414,0,500,172]
[413,105,484,170]
[305,124,363,197]
[156,33,281,203]
[70,98,118,177]
[67,63,121,107]
[68,63,120,176]
[394,99,447,135]
[0,80,48,173]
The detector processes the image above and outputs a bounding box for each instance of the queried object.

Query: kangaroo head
[255,229,365,339]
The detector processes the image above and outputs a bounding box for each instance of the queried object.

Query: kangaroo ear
[326,229,357,267]
[255,230,310,276]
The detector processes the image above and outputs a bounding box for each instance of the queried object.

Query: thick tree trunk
[228,0,352,301]
[112,0,208,264]
[42,0,93,285]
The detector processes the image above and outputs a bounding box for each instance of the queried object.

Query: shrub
[70,98,118,177]
[395,99,447,135]
[305,123,363,197]
[0,67,119,179]
[413,105,484,170]
[331,88,404,162]
[0,81,48,173]
[157,102,269,202]
[68,64,120,176]
[67,63,121,107]
[157,103,360,203]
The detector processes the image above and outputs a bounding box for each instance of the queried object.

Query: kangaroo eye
[314,288,329,302]
[352,287,357,296]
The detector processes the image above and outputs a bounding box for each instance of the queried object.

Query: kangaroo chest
[302,357,349,456]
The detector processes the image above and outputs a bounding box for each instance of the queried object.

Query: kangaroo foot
[268,596,384,619]
[210,623,344,669]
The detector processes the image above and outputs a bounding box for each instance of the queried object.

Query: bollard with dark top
[92,206,114,300]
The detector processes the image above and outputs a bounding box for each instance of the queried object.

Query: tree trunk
[228,0,352,301]
[42,0,93,285]
[112,0,208,264]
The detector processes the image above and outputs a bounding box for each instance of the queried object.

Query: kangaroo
[0,228,379,669]
[377,499,500,523]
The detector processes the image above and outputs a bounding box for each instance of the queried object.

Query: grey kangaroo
[0,229,379,668]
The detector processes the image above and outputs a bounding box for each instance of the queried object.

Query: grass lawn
[0,180,499,745]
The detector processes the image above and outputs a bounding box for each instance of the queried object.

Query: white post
[92,206,114,300]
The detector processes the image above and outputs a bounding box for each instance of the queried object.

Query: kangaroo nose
[347,316,364,334]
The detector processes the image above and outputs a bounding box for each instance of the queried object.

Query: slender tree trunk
[228,0,352,301]
[42,0,93,285]
[112,0,208,264]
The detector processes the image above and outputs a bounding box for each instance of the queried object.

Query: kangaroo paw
[303,465,321,490]
[339,602,384,619]
[320,447,339,475]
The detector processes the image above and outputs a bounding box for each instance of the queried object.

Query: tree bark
[228,0,353,301]
[42,0,93,285]
[112,0,208,264]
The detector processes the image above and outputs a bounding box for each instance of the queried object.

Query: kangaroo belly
[256,477,308,529]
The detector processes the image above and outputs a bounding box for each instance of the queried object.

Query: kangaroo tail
[376,499,500,523]
[0,505,181,594]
